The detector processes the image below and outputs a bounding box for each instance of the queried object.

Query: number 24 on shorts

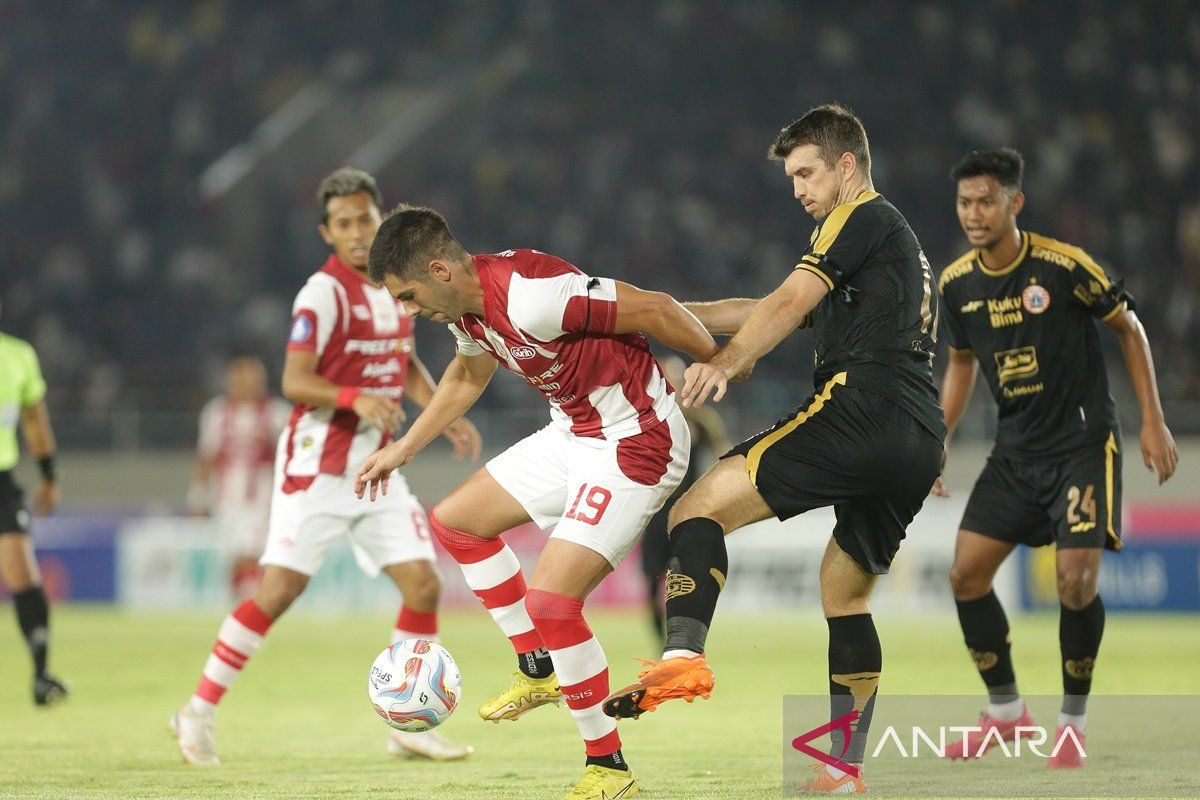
[564,485,612,526]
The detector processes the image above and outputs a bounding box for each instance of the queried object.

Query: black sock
[13,586,49,677]
[663,517,727,655]
[586,748,629,772]
[827,614,881,768]
[517,647,554,680]
[955,590,1018,703]
[1060,594,1105,715]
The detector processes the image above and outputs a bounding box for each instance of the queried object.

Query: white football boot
[169,703,220,765]
[387,730,472,761]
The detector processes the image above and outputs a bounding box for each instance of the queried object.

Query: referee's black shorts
[0,471,30,535]
[724,374,942,574]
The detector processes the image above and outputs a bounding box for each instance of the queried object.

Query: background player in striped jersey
[171,170,480,765]
[187,354,291,600]
[357,206,718,800]
[0,297,68,706]
[935,148,1178,768]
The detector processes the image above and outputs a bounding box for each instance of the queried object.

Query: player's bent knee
[1056,570,1097,609]
[255,567,309,618]
[666,489,707,532]
[948,563,990,600]
[407,564,443,608]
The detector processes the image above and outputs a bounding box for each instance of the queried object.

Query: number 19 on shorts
[564,485,612,526]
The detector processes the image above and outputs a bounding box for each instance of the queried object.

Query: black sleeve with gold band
[1035,235,1134,321]
[795,190,886,290]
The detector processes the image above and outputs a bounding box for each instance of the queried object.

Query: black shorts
[961,436,1123,551]
[0,471,30,535]
[725,378,943,575]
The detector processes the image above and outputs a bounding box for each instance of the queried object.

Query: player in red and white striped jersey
[188,355,291,600]
[356,206,718,800]
[172,171,481,766]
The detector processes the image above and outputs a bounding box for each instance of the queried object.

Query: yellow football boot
[478,671,561,722]
[562,765,638,800]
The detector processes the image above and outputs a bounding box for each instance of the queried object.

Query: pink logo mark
[791,709,861,779]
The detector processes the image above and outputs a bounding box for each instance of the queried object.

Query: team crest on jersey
[289,315,313,343]
[1022,284,1050,314]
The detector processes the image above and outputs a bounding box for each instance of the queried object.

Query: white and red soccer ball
[368,639,461,732]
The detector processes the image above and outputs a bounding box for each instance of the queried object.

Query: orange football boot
[1046,725,1086,769]
[799,764,869,794]
[602,653,714,720]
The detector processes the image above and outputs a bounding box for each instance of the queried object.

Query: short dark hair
[368,204,469,283]
[769,103,871,174]
[317,168,383,224]
[950,148,1025,192]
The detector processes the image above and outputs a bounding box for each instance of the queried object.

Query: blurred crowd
[2,1,1198,440]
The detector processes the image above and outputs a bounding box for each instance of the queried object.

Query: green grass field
[0,607,1197,799]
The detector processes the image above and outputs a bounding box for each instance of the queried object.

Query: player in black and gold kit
[604,105,945,793]
[936,148,1178,768]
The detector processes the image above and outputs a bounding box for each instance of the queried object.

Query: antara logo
[791,710,1086,774]
[792,710,862,778]
[870,724,1085,760]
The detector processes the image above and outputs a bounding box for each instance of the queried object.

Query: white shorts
[486,408,690,568]
[260,471,435,577]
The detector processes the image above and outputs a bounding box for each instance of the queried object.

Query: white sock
[662,648,701,660]
[825,763,856,779]
[1057,711,1086,731]
[987,696,1025,722]
[188,696,216,716]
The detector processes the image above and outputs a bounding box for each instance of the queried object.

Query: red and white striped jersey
[449,249,674,440]
[197,396,291,508]
[281,254,414,492]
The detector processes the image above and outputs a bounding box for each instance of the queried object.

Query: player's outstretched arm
[355,352,496,501]
[930,348,979,497]
[282,349,404,432]
[682,298,763,335]
[681,268,829,408]
[612,282,719,362]
[404,347,482,462]
[1104,308,1178,484]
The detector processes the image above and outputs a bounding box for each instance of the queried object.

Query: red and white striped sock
[189,599,273,715]
[392,606,439,644]
[430,513,543,654]
[526,589,619,757]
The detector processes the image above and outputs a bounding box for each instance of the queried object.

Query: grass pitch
[0,607,1196,799]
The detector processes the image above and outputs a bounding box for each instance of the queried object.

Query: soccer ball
[367,639,461,732]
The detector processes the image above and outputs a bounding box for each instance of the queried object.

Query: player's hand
[930,448,950,497]
[681,362,730,408]
[33,481,59,516]
[442,417,482,461]
[354,441,416,501]
[1140,419,1178,485]
[352,394,406,433]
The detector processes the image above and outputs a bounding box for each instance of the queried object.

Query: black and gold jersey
[938,231,1131,457]
[795,190,944,439]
